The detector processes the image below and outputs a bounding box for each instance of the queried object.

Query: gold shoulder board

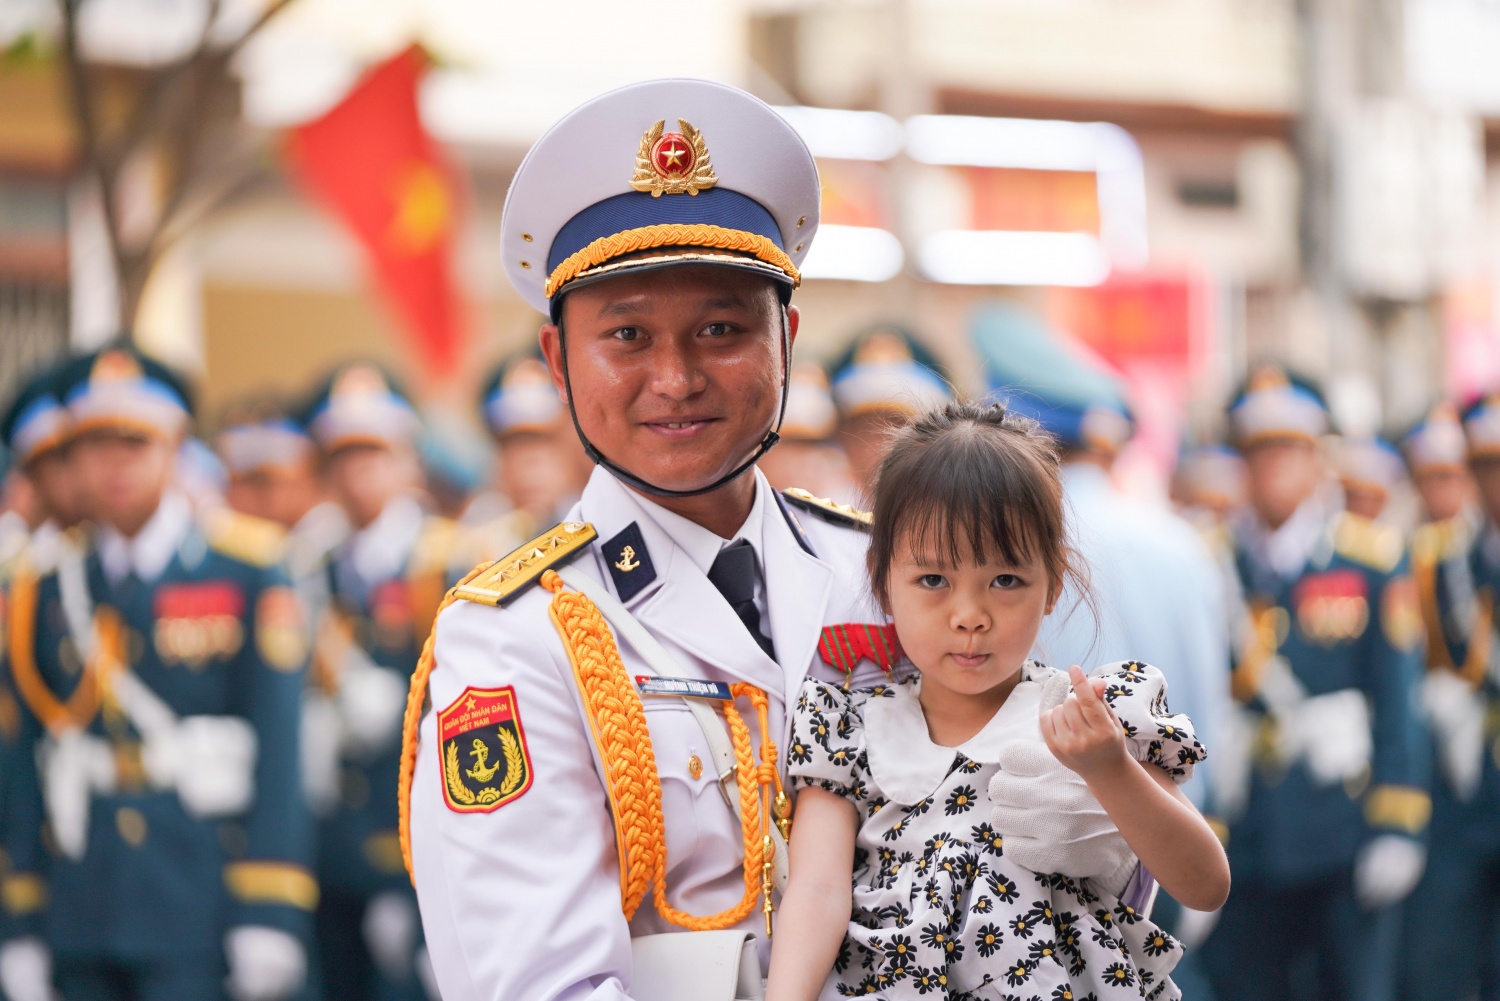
[454,521,598,607]
[782,488,872,531]
[205,509,287,568]
[1334,514,1402,574]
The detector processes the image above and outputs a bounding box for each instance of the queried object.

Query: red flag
[286,46,465,377]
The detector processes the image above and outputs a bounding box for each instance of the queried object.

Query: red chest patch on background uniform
[437,686,533,813]
[152,580,246,665]
[1292,569,1369,646]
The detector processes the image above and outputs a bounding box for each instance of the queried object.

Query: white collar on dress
[865,661,1048,805]
[98,489,192,585]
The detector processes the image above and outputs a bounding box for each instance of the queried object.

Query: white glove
[155,716,258,819]
[1209,708,1256,821]
[39,731,116,860]
[989,740,1138,895]
[0,936,56,1001]
[362,891,418,983]
[1354,834,1426,910]
[1172,907,1220,951]
[1290,689,1372,788]
[1423,671,1485,801]
[337,660,409,758]
[301,694,343,816]
[224,926,306,1001]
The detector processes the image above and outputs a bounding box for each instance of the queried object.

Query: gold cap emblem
[630,119,718,197]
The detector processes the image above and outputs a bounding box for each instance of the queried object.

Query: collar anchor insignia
[614,545,641,573]
[630,119,718,197]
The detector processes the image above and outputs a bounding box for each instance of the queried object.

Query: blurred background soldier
[302,363,448,1001]
[1173,445,1250,532]
[829,326,950,500]
[755,362,858,503]
[216,397,326,534]
[1332,435,1406,522]
[1396,395,1500,1001]
[1200,367,1430,1001]
[0,345,314,1001]
[0,365,85,581]
[455,354,587,573]
[1403,403,1477,528]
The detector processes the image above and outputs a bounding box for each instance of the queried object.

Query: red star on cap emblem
[650,131,696,178]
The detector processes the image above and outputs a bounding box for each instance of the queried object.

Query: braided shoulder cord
[398,561,494,883]
[541,570,778,930]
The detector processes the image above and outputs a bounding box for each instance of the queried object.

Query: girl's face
[886,529,1059,709]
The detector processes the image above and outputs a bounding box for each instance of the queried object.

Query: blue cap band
[548,187,784,273]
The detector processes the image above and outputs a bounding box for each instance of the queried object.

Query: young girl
[766,401,1230,1001]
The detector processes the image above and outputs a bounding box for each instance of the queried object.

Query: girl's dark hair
[866,400,1088,611]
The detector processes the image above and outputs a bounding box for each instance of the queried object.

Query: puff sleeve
[786,678,869,804]
[1094,660,1207,783]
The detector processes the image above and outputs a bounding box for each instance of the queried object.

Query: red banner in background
[285,46,466,379]
[1047,273,1212,496]
[1046,275,1199,371]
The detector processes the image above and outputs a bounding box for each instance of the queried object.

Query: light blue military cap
[830,327,951,420]
[480,355,564,440]
[780,363,839,441]
[303,362,421,454]
[972,302,1132,453]
[1228,366,1329,449]
[500,79,821,317]
[1400,402,1466,474]
[1462,394,1500,461]
[1333,435,1406,494]
[1,364,72,467]
[58,344,192,440]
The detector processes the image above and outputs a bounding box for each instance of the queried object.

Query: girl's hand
[1040,665,1130,781]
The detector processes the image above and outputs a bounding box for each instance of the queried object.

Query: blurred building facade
[1,0,1498,449]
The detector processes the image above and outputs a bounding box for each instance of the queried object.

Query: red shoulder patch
[437,686,533,813]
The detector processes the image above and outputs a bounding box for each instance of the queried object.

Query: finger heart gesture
[1040,665,1130,781]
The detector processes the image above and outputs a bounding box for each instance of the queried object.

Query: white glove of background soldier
[225,926,306,1001]
[988,670,1137,895]
[1354,834,1426,910]
[363,891,420,984]
[0,937,57,1001]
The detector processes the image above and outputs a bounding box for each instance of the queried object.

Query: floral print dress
[786,660,1205,1001]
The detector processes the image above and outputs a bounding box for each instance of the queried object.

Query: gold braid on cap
[543,223,800,299]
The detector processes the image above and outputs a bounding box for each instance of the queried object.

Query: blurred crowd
[0,315,1496,1001]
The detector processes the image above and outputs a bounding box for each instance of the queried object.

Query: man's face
[1470,460,1500,527]
[72,430,177,536]
[498,431,586,521]
[26,446,84,527]
[226,467,320,530]
[1414,467,1473,523]
[325,444,411,529]
[1244,438,1323,528]
[540,265,797,494]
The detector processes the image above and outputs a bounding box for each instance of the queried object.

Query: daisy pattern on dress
[786,663,1200,1001]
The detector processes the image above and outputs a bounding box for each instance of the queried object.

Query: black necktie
[708,539,776,661]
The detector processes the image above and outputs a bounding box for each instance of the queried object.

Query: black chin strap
[556,305,792,499]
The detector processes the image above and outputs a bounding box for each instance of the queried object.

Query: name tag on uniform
[635,676,732,701]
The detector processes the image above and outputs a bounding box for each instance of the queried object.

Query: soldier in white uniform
[398,79,1136,1001]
